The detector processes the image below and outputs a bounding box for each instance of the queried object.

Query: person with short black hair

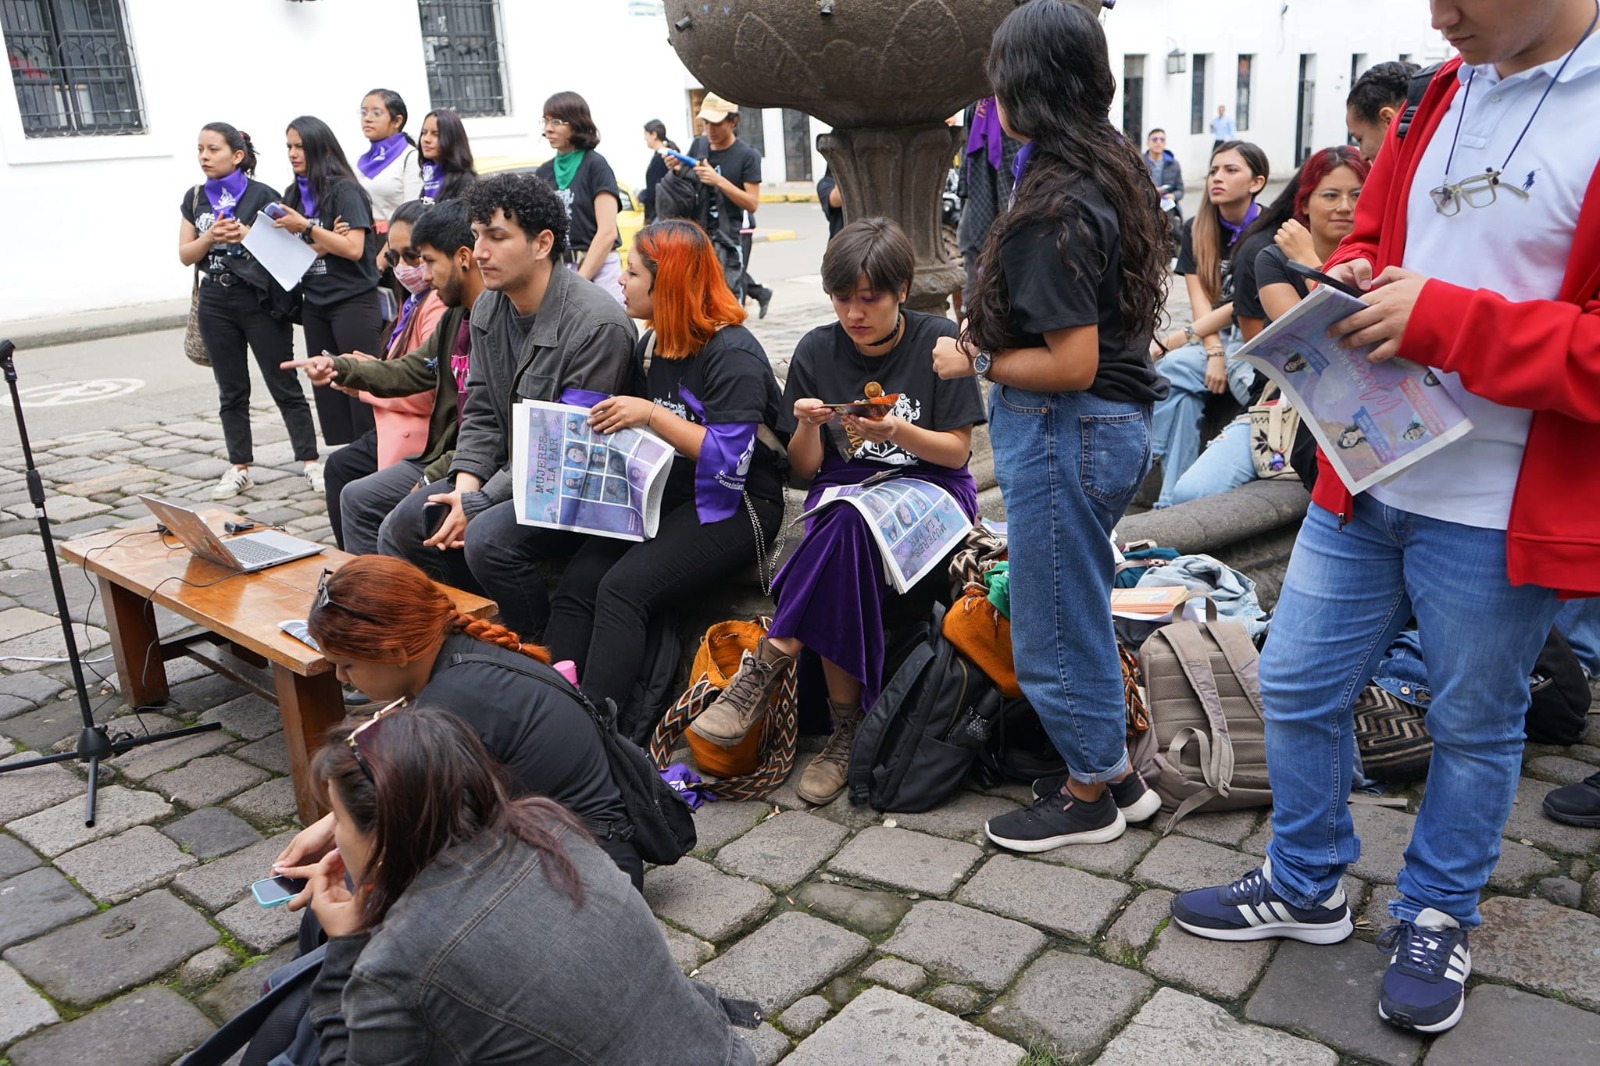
[377,173,636,639]
[1347,60,1422,161]
[694,217,985,805]
[535,91,624,304]
[418,107,477,203]
[180,122,321,501]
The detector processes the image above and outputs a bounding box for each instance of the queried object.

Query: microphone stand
[0,339,220,826]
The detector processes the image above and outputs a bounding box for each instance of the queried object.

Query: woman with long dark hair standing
[933,0,1169,851]
[639,119,678,223]
[354,88,421,228]
[179,123,321,500]
[535,91,625,304]
[275,116,382,451]
[418,107,477,203]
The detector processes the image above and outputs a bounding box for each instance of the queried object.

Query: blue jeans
[990,385,1151,784]
[1261,497,1559,928]
[1169,417,1258,505]
[1150,337,1253,507]
[1555,598,1600,676]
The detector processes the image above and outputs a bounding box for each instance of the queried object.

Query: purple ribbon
[559,387,610,409]
[203,169,249,219]
[660,763,717,810]
[295,176,318,221]
[1220,200,1261,248]
[421,160,443,201]
[1010,141,1037,193]
[966,96,1005,172]
[357,132,410,180]
[679,385,757,525]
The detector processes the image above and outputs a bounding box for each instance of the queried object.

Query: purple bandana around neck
[679,384,758,525]
[966,97,1005,172]
[421,160,443,201]
[295,176,318,221]
[204,169,249,219]
[357,132,409,180]
[1009,141,1038,196]
[1220,200,1261,247]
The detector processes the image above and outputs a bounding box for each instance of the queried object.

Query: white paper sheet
[240,214,317,291]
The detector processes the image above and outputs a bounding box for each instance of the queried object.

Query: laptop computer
[140,495,326,573]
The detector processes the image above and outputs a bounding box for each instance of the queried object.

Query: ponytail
[203,121,257,176]
[450,613,552,663]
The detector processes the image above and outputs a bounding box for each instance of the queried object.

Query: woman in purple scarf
[693,218,986,805]
[354,88,421,231]
[178,122,321,501]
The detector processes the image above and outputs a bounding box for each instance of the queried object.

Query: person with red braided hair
[271,554,643,888]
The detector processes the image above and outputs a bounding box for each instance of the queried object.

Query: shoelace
[721,652,774,726]
[1377,922,1461,978]
[815,717,858,767]
[1220,868,1269,905]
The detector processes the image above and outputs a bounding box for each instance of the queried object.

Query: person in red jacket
[1171,0,1600,1037]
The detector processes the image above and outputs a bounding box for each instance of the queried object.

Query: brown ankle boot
[795,700,862,805]
[690,638,794,744]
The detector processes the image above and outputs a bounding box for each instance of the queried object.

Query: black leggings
[546,493,783,712]
[301,290,381,446]
[197,280,318,466]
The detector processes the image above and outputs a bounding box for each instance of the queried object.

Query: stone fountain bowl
[663,0,1024,128]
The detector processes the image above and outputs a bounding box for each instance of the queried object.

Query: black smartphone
[422,501,450,540]
[223,520,256,534]
[1286,260,1366,299]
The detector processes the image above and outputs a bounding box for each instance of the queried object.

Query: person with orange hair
[271,554,642,888]
[545,219,786,740]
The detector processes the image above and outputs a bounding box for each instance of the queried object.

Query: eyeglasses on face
[359,108,390,119]
[347,696,407,784]
[312,568,382,625]
[542,117,571,129]
[388,245,423,265]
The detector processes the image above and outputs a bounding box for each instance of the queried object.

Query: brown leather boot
[795,700,862,805]
[689,638,794,744]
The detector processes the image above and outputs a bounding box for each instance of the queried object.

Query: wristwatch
[972,350,993,378]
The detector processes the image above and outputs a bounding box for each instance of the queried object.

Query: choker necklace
[860,312,905,352]
[1432,1,1599,215]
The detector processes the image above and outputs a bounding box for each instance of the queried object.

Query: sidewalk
[1,312,1598,1065]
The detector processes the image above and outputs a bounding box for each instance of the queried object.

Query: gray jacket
[450,265,636,503]
[310,827,758,1065]
[1146,150,1185,211]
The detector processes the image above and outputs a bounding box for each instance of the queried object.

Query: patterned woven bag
[1351,684,1432,782]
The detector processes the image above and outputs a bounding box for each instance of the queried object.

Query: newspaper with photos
[511,400,676,542]
[1232,282,1474,494]
[796,475,973,594]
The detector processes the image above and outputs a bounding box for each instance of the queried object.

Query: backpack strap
[1395,62,1444,143]
[178,945,327,1066]
[847,641,935,806]
[1206,622,1267,719]
[1156,622,1238,831]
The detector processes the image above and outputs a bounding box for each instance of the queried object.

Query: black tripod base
[2,721,223,827]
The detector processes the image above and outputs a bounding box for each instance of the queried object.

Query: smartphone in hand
[261,203,288,220]
[422,501,451,540]
[251,875,307,908]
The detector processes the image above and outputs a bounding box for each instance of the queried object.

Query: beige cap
[697,93,740,123]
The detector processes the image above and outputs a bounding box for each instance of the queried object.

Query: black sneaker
[1031,770,1162,823]
[1377,909,1471,1033]
[1171,860,1354,944]
[1541,769,1600,827]
[985,788,1126,852]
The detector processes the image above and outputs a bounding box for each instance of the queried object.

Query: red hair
[1293,146,1370,224]
[632,219,745,359]
[307,555,550,664]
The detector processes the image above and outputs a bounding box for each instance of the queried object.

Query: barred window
[418,0,508,118]
[3,0,144,137]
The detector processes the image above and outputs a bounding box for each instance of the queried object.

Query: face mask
[395,262,429,295]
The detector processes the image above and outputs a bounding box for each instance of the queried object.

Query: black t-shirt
[284,178,379,308]
[419,634,628,833]
[1251,244,1311,324]
[997,192,1167,405]
[536,151,622,253]
[642,325,787,505]
[179,177,279,277]
[698,137,761,247]
[780,310,986,468]
[1229,228,1280,323]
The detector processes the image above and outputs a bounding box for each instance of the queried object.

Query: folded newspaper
[796,476,973,593]
[1232,283,1473,493]
[511,400,675,541]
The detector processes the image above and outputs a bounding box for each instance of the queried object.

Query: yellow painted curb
[759,192,820,204]
[752,229,798,244]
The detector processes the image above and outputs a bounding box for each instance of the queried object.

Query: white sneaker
[304,462,324,494]
[211,467,252,500]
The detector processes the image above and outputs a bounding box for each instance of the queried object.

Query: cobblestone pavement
[4,293,1600,1065]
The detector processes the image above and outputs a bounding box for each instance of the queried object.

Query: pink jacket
[362,291,445,469]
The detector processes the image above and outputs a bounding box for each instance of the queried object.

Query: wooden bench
[61,512,495,824]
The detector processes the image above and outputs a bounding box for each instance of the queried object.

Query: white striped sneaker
[1170,859,1354,945]
[1377,908,1471,1034]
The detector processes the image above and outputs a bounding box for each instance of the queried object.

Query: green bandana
[552,149,585,190]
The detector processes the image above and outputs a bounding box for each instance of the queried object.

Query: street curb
[3,312,188,352]
[760,191,819,204]
[752,229,798,244]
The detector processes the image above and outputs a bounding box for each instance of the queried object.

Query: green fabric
[551,149,585,190]
[982,562,1011,620]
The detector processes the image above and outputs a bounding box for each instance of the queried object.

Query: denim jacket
[309,827,757,1065]
[1371,630,1432,707]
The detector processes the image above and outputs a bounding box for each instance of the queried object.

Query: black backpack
[1525,626,1592,745]
[847,604,1009,812]
[449,653,697,865]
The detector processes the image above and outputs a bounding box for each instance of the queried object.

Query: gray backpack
[1141,620,1271,832]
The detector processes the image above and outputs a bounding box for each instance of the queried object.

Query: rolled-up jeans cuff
[1072,751,1132,787]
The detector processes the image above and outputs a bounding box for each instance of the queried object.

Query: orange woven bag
[941,587,1022,698]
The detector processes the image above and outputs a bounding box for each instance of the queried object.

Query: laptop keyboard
[226,537,296,567]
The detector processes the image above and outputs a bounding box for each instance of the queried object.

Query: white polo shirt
[1369,26,1600,529]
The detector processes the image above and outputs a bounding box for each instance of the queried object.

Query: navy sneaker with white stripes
[1376,909,1471,1033]
[1170,861,1354,945]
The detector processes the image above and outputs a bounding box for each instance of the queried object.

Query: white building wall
[1,0,1445,322]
